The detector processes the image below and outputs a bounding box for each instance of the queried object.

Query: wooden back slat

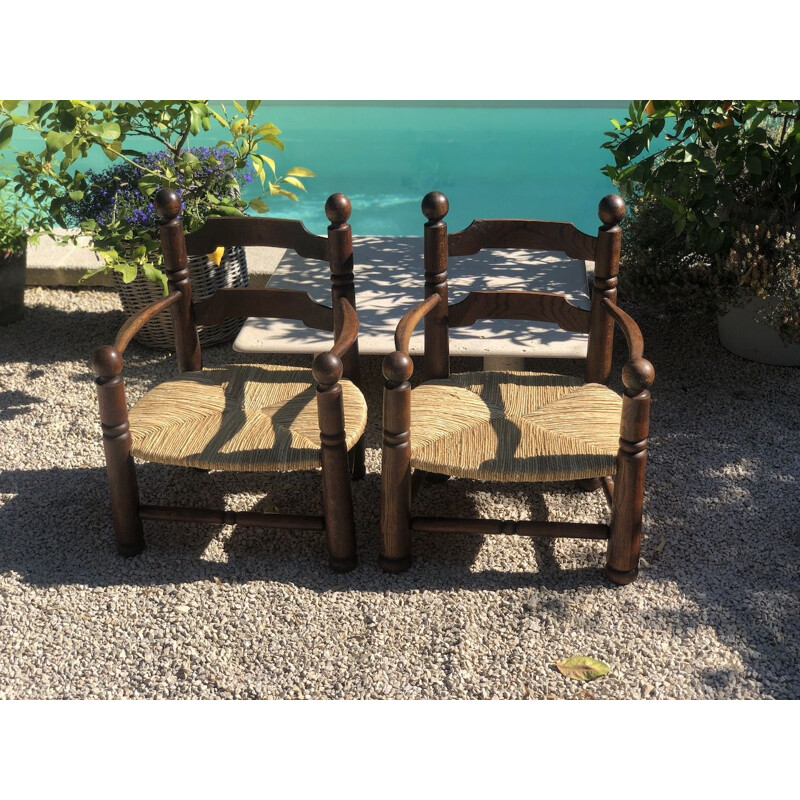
[448,290,591,333]
[184,217,328,261]
[194,287,334,330]
[447,219,598,262]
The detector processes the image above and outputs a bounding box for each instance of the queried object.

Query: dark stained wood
[380,191,650,584]
[139,505,325,530]
[411,518,610,539]
[447,218,598,262]
[93,190,363,571]
[601,297,644,360]
[329,297,359,360]
[395,294,441,353]
[184,216,328,260]
[601,476,615,508]
[114,291,182,354]
[313,349,358,572]
[325,194,365,480]
[422,192,450,380]
[156,189,202,372]
[448,290,591,333]
[92,345,144,556]
[379,350,415,573]
[194,287,333,330]
[586,198,624,385]
[606,351,652,585]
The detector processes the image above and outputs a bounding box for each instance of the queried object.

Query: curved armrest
[312,297,359,388]
[395,294,442,353]
[601,298,654,396]
[114,291,182,355]
[381,295,442,389]
[601,297,643,360]
[92,291,183,383]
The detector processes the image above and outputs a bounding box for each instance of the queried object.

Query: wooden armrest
[394,294,442,353]
[114,291,182,355]
[312,297,359,387]
[601,298,655,395]
[601,298,644,360]
[330,297,359,360]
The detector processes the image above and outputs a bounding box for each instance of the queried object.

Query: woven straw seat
[129,363,367,472]
[410,371,622,482]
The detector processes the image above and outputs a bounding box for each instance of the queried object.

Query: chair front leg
[92,346,145,556]
[313,352,357,572]
[379,351,414,573]
[605,357,654,585]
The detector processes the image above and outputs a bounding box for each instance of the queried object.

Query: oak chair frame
[379,191,655,585]
[92,188,364,572]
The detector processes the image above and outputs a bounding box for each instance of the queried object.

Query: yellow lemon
[207,246,225,266]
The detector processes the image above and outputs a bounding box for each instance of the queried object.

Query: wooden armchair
[92,188,366,571]
[379,191,654,584]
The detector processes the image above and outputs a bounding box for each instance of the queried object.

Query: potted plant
[602,100,800,365]
[0,180,43,325]
[0,100,314,348]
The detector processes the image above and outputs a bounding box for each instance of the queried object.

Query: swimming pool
[248,102,628,235]
[4,101,628,236]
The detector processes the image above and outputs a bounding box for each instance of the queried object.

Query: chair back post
[155,188,202,372]
[422,191,450,380]
[586,194,626,384]
[325,194,361,387]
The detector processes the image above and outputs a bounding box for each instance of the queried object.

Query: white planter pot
[717,296,800,366]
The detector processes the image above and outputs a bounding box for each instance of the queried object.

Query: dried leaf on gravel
[554,656,611,682]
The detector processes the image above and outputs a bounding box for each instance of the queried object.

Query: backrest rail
[447,219,597,262]
[184,217,329,260]
[448,290,591,333]
[194,288,334,330]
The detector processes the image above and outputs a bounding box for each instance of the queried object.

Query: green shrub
[603,101,800,341]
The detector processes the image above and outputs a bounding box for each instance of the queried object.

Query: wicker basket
[112,246,249,350]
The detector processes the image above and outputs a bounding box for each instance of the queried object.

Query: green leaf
[45,130,74,154]
[119,262,139,283]
[0,123,13,149]
[745,155,762,175]
[87,122,121,140]
[285,166,315,178]
[141,262,169,295]
[554,656,611,682]
[283,176,306,191]
[233,100,246,114]
[68,190,84,202]
[246,100,261,113]
[610,118,621,130]
[248,197,269,213]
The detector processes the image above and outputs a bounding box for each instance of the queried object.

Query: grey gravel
[0,286,798,699]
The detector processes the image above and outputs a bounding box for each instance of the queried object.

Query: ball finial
[598,194,626,227]
[382,351,414,385]
[422,191,449,222]
[312,351,343,386]
[622,357,655,394]
[155,188,181,221]
[325,193,351,225]
[92,345,123,378]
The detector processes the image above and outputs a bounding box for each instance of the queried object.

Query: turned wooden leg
[605,357,654,585]
[349,434,367,481]
[92,346,144,556]
[379,351,414,573]
[314,353,357,572]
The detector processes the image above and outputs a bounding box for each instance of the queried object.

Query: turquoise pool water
[4,102,628,236]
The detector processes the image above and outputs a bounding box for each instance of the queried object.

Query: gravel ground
[0,286,798,699]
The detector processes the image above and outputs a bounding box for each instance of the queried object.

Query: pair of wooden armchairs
[92,188,653,584]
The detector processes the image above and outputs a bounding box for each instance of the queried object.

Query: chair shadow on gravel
[0,461,608,593]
